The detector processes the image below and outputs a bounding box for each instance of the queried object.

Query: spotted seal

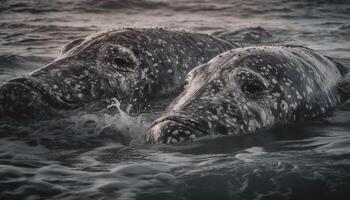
[0,28,237,119]
[145,46,349,144]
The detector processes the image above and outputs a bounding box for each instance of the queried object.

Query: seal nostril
[145,118,209,144]
[0,82,51,120]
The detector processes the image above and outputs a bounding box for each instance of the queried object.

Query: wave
[1,0,167,13]
[0,54,52,82]
[213,26,277,46]
[0,99,150,147]
[75,0,166,11]
[0,54,52,68]
[2,0,350,22]
[1,0,60,13]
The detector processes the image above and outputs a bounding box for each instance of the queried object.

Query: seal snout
[144,116,208,144]
[0,78,51,120]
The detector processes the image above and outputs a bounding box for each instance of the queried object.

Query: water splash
[71,98,149,144]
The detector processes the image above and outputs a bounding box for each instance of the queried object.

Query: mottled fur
[145,46,348,144]
[0,28,237,119]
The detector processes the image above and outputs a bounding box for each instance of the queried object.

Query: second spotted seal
[145,46,350,144]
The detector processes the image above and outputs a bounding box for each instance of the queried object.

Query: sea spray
[71,98,149,144]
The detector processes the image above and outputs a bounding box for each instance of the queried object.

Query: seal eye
[242,81,264,93]
[111,57,133,74]
[113,57,129,67]
[241,80,266,98]
[235,69,267,98]
[101,44,138,74]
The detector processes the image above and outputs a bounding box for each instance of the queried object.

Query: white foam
[70,98,149,144]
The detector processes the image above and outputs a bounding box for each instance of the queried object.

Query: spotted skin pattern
[0,28,237,119]
[145,46,348,144]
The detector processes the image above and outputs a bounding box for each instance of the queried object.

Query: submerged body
[145,46,349,144]
[0,28,237,119]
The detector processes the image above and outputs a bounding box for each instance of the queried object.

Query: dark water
[1,0,350,199]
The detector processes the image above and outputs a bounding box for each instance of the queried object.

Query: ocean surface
[1,0,350,199]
